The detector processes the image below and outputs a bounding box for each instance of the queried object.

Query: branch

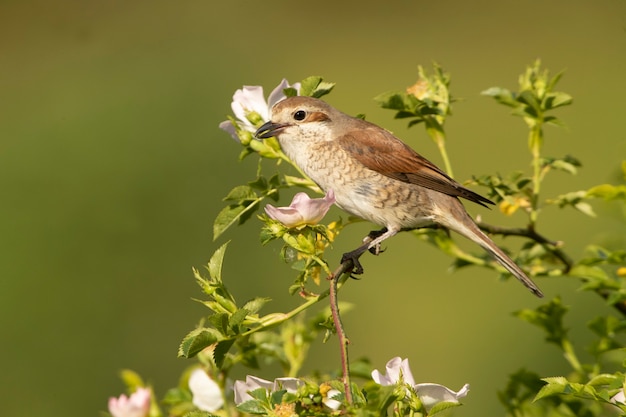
[476,221,626,317]
[327,258,356,404]
[476,221,574,273]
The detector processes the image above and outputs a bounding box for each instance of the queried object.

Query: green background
[2,1,626,416]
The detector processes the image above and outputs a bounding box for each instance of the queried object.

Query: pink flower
[265,190,335,228]
[188,369,224,412]
[108,387,151,417]
[372,357,469,411]
[219,79,300,142]
[233,375,303,405]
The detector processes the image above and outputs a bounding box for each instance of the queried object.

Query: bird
[255,96,543,297]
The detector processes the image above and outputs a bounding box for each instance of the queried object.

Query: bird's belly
[319,175,435,230]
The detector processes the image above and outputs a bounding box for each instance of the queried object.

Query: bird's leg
[340,227,398,275]
[364,228,388,255]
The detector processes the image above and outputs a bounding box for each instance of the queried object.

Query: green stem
[561,338,584,375]
[426,119,453,177]
[529,125,543,226]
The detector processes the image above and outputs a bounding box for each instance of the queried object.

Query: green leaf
[481,87,518,107]
[518,90,541,116]
[242,297,271,315]
[119,369,144,390]
[514,298,568,346]
[428,400,463,415]
[236,399,267,414]
[208,242,229,282]
[213,204,246,240]
[208,312,229,334]
[223,185,257,202]
[299,76,335,98]
[229,308,249,334]
[534,377,568,401]
[182,411,219,417]
[544,91,573,110]
[178,328,222,358]
[587,184,626,200]
[213,339,235,369]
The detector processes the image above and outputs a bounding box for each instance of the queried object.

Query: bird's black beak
[255,121,288,139]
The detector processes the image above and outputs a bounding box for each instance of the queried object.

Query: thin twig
[328,258,356,404]
[476,221,574,273]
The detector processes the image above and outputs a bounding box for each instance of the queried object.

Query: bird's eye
[293,110,307,121]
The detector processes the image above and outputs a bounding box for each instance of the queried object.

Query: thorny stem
[328,259,355,404]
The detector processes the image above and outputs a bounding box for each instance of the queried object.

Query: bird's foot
[341,228,390,277]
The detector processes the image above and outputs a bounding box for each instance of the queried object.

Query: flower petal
[323,388,342,410]
[265,204,304,228]
[414,383,469,411]
[108,387,151,417]
[289,190,335,225]
[273,377,303,393]
[234,375,274,405]
[231,85,269,124]
[188,369,224,412]
[612,389,626,404]
[371,357,416,387]
[267,79,301,109]
[218,120,239,141]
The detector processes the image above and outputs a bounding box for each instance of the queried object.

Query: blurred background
[2,1,626,416]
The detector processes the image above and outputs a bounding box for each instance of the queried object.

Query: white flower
[371,357,416,387]
[108,387,151,417]
[219,79,300,142]
[372,357,469,411]
[233,375,303,405]
[320,385,342,411]
[265,190,335,228]
[188,368,224,412]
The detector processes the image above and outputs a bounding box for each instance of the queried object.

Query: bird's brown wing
[336,124,494,208]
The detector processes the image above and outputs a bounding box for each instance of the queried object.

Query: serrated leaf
[311,81,336,99]
[534,379,567,401]
[229,308,249,334]
[587,373,621,387]
[178,328,222,358]
[236,399,267,414]
[428,400,463,415]
[182,411,218,417]
[208,242,229,282]
[224,185,257,202]
[299,76,335,98]
[242,297,272,315]
[213,204,246,240]
[248,177,268,191]
[208,312,229,334]
[213,339,235,369]
[299,76,323,97]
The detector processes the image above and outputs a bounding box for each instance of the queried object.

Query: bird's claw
[341,251,365,275]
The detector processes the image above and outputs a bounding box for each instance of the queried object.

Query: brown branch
[476,221,574,273]
[476,221,626,317]
[327,258,357,405]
